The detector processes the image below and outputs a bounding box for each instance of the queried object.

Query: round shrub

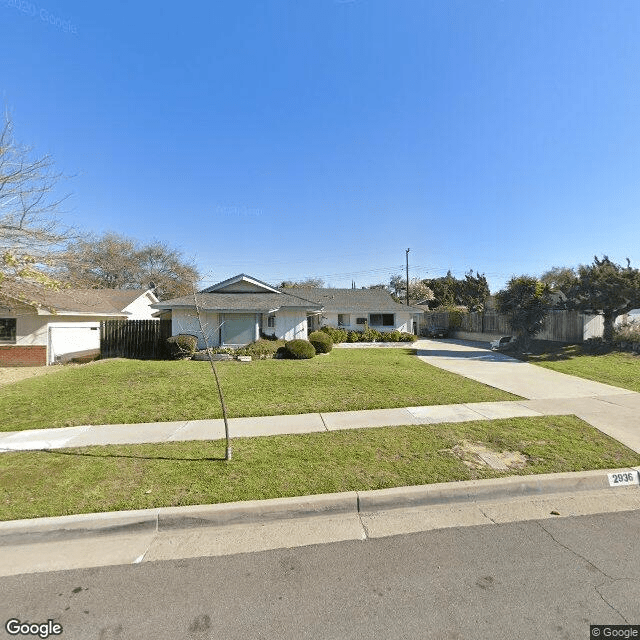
[308,330,333,354]
[166,334,198,359]
[399,332,418,342]
[346,331,360,343]
[381,330,401,342]
[282,339,316,359]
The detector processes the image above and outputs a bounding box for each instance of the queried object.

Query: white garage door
[49,323,100,364]
[222,314,256,346]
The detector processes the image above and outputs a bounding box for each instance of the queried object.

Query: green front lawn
[519,343,640,393]
[1,415,637,521]
[0,349,519,431]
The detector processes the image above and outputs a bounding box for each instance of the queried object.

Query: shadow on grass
[34,449,227,462]
[505,340,615,363]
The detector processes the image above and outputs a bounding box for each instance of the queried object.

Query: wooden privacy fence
[422,310,602,343]
[100,319,172,359]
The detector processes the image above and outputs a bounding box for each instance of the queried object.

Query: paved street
[1,510,639,640]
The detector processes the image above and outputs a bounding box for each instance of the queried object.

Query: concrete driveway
[415,339,640,452]
[414,339,631,399]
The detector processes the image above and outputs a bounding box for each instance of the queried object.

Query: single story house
[152,274,423,348]
[151,274,323,348]
[0,284,158,366]
[284,286,424,335]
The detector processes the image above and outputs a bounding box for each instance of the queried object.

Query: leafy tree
[566,255,640,343]
[460,270,490,312]
[420,270,488,310]
[540,266,578,293]
[495,276,551,350]
[0,114,74,306]
[59,232,199,300]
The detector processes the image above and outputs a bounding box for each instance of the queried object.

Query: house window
[338,314,350,327]
[369,313,394,327]
[0,318,16,344]
[267,314,276,328]
[356,317,367,325]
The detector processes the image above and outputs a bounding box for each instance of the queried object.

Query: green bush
[308,330,333,354]
[166,334,198,359]
[236,339,285,358]
[381,330,401,342]
[346,331,360,343]
[448,310,464,329]
[320,326,347,344]
[282,339,316,359]
[360,326,382,342]
[399,332,418,342]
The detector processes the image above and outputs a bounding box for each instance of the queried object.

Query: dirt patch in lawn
[451,440,529,471]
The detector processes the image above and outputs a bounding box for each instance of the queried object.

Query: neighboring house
[152,274,323,348]
[285,287,424,335]
[0,284,158,366]
[152,274,424,348]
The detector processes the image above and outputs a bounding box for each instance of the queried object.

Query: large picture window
[369,313,394,327]
[0,318,17,343]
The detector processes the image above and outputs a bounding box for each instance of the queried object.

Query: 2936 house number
[607,471,639,487]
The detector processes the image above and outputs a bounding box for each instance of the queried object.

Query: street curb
[1,468,638,545]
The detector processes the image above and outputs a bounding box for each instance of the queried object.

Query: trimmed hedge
[236,339,286,358]
[308,330,333,354]
[166,334,198,359]
[282,339,316,359]
[320,326,347,344]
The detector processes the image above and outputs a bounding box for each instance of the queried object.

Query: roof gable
[200,274,281,294]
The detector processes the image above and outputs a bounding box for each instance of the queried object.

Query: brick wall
[0,346,47,367]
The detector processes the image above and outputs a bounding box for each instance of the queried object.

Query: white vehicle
[490,336,515,350]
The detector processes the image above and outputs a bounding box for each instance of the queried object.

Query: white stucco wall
[275,310,307,341]
[171,308,220,348]
[122,292,158,319]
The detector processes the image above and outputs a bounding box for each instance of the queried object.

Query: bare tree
[191,288,232,461]
[58,232,200,299]
[0,113,74,304]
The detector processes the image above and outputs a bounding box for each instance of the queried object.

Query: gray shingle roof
[153,290,322,312]
[0,282,152,315]
[283,288,424,313]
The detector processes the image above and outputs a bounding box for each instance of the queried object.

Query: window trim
[368,313,395,327]
[337,313,350,327]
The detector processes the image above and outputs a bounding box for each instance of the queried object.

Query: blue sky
[2,0,639,293]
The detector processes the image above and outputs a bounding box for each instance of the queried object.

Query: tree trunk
[602,312,616,343]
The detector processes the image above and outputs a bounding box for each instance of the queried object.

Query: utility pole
[405,248,410,306]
